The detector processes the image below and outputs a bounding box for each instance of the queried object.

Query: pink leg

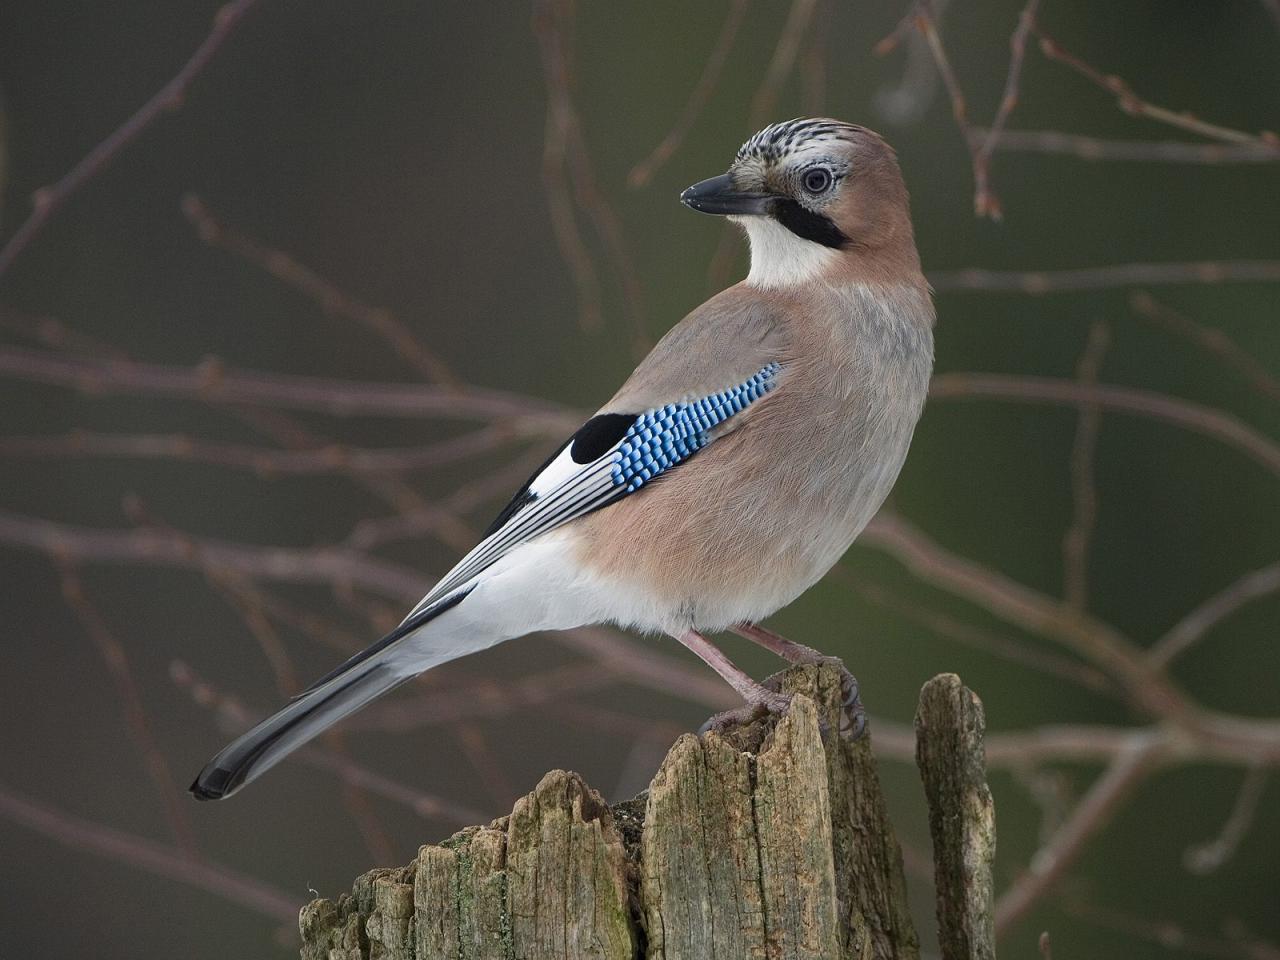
[732,622,828,664]
[673,629,792,718]
[733,622,866,740]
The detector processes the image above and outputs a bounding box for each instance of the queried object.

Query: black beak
[679,174,772,216]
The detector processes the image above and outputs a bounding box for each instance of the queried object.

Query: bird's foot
[833,666,867,740]
[733,624,867,740]
[790,655,866,740]
[697,686,794,736]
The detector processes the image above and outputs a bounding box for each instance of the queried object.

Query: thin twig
[971,0,1041,218]
[1129,291,1280,405]
[860,514,1192,726]
[349,661,621,732]
[533,0,649,351]
[0,309,481,551]
[1062,322,1109,610]
[1183,765,1268,875]
[799,0,829,115]
[1031,26,1280,149]
[1062,898,1280,960]
[538,108,603,333]
[0,781,298,922]
[0,426,518,477]
[628,0,751,187]
[928,260,1280,293]
[862,513,1280,764]
[0,344,581,431]
[749,0,820,124]
[0,306,130,358]
[343,445,550,551]
[182,195,455,384]
[994,734,1165,935]
[56,563,199,858]
[968,128,1280,164]
[0,508,429,601]
[1149,561,1280,669]
[0,0,267,279]
[202,574,394,863]
[832,569,1119,696]
[929,373,1280,479]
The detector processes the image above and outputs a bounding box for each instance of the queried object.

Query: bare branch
[968,128,1280,165]
[929,260,1280,293]
[628,0,751,187]
[861,513,1280,764]
[57,563,199,858]
[1183,765,1268,875]
[929,373,1280,479]
[1150,561,1280,669]
[0,509,428,602]
[533,0,649,351]
[832,569,1119,696]
[0,426,519,477]
[749,0,820,124]
[182,195,455,385]
[1130,291,1280,405]
[860,513,1195,725]
[881,0,1039,218]
[971,0,1041,219]
[0,0,267,279]
[1062,323,1110,610]
[1030,26,1280,150]
[0,344,581,431]
[1063,898,1280,960]
[994,734,1165,936]
[0,781,298,923]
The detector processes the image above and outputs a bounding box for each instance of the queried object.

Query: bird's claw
[817,658,867,740]
[698,689,794,736]
[696,656,867,741]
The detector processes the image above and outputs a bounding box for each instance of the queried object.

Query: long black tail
[190,589,471,800]
[190,662,407,800]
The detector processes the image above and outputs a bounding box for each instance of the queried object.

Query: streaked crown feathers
[735,118,866,164]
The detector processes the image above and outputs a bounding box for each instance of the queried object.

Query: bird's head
[681,118,921,290]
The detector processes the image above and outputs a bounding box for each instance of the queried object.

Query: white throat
[736,216,840,289]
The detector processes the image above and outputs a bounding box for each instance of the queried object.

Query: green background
[0,1,1277,957]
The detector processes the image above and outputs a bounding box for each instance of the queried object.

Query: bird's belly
[570,414,915,635]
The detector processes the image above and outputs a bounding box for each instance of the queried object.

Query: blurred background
[1,1,1277,957]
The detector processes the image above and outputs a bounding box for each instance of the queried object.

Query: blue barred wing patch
[611,362,780,492]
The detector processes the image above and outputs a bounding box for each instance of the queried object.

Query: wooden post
[301,664,995,959]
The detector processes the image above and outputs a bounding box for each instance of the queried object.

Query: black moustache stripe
[772,198,850,250]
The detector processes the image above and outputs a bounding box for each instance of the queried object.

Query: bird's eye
[802,168,833,194]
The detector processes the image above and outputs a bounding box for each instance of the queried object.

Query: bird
[191,118,935,800]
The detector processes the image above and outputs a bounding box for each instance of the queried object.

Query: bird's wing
[404,359,783,621]
[403,287,789,617]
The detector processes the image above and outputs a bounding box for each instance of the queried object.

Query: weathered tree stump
[915,674,996,960]
[300,664,992,960]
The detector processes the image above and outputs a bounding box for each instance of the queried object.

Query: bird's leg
[732,622,866,740]
[673,629,793,733]
[731,622,828,664]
